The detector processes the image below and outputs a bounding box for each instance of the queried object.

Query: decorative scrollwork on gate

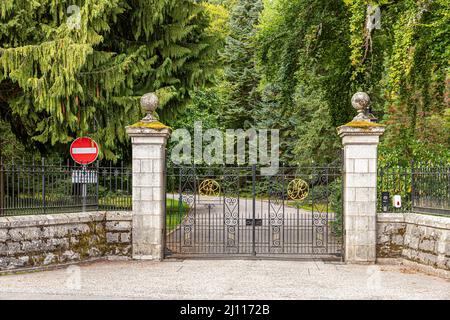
[223,169,240,252]
[180,167,196,248]
[287,178,309,200]
[198,179,221,196]
[268,175,285,253]
[311,169,328,253]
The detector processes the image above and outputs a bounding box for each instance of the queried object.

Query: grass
[96,196,189,232]
[166,198,189,232]
[287,200,329,212]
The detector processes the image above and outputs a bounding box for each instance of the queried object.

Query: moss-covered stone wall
[0,211,132,271]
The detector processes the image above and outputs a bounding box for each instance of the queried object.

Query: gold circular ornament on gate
[198,179,221,196]
[287,178,309,200]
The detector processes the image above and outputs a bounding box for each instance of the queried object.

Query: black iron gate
[165,164,342,259]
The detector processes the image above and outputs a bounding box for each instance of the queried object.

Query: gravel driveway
[0,259,449,300]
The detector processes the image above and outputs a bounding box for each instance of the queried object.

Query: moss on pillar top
[129,121,170,130]
[340,120,385,129]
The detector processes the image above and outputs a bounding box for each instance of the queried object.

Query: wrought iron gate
[165,164,342,259]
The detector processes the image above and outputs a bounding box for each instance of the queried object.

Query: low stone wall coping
[404,213,450,230]
[105,211,132,221]
[377,212,405,223]
[0,211,133,228]
[0,212,105,228]
[377,212,450,229]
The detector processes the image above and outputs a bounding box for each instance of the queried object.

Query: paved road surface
[0,259,449,300]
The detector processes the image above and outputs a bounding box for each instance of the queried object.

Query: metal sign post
[82,164,87,213]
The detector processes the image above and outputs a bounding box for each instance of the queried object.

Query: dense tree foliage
[256,0,352,165]
[0,0,221,160]
[255,0,449,165]
[220,0,263,129]
[0,0,448,165]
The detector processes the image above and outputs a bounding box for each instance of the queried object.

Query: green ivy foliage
[256,0,353,165]
[255,0,449,165]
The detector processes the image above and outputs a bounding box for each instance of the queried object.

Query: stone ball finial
[140,93,159,122]
[351,92,370,121]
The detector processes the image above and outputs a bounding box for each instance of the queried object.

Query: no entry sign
[70,137,99,165]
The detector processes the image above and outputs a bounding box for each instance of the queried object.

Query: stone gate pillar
[338,92,385,264]
[126,93,170,261]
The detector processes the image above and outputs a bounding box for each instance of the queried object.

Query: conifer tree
[221,0,262,129]
[0,0,219,159]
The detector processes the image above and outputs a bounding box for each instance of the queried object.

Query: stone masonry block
[345,145,377,159]
[354,159,369,173]
[345,159,354,173]
[140,187,155,201]
[345,188,356,202]
[418,238,436,254]
[106,232,120,243]
[48,238,70,249]
[0,243,7,255]
[6,242,23,255]
[152,159,163,173]
[133,173,161,187]
[368,159,376,173]
[351,216,370,232]
[437,240,450,255]
[67,224,91,236]
[105,211,132,221]
[41,226,58,238]
[346,173,377,188]
[345,201,376,216]
[132,187,141,201]
[153,188,163,201]
[135,201,162,216]
[106,221,132,232]
[21,240,44,253]
[132,160,141,173]
[0,229,8,242]
[354,187,376,202]
[133,145,161,159]
[9,227,42,241]
[133,227,160,245]
[120,232,131,243]
[140,160,154,173]
[0,218,10,229]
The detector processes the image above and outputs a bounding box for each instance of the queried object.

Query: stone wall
[105,211,132,256]
[377,212,450,271]
[0,211,131,271]
[376,213,406,258]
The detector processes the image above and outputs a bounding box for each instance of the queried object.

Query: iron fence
[0,158,131,216]
[378,162,450,216]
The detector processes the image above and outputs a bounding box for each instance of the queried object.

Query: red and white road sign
[70,137,99,165]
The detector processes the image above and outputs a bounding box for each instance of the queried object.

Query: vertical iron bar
[42,158,46,214]
[252,164,256,256]
[96,161,100,210]
[0,157,4,216]
[411,159,415,212]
